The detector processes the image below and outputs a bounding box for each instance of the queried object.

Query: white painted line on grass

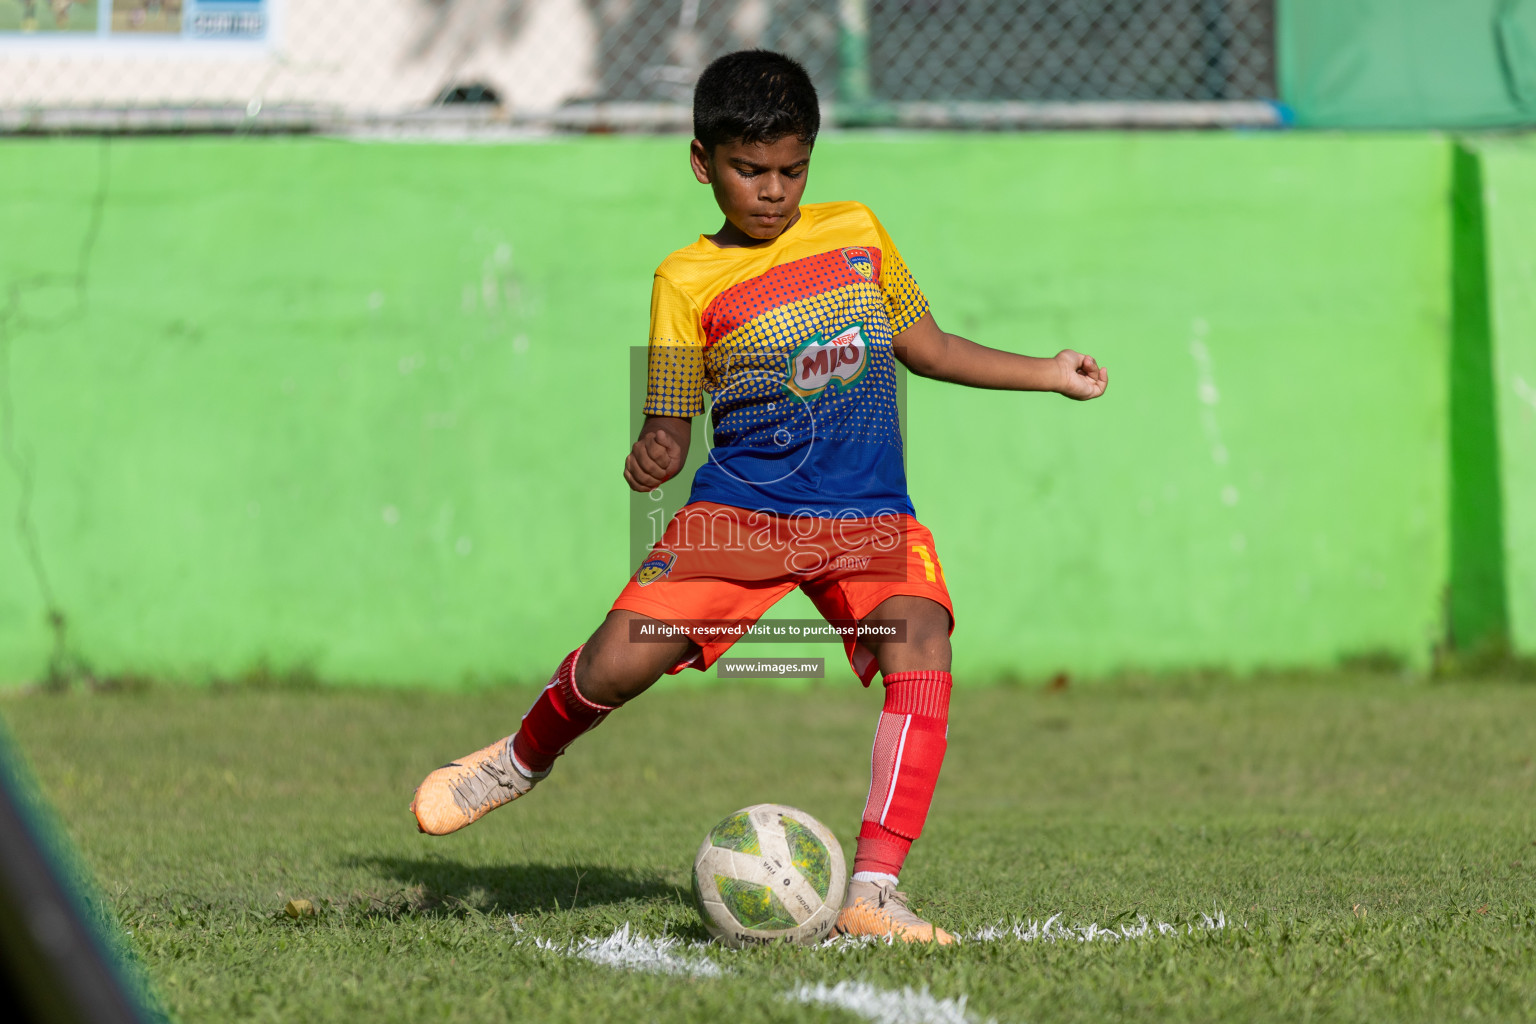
[788,981,993,1024]
[964,910,1228,944]
[527,909,1229,1024]
[534,922,723,978]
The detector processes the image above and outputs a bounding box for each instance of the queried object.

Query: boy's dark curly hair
[693,50,820,151]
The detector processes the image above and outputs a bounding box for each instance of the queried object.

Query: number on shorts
[911,543,944,584]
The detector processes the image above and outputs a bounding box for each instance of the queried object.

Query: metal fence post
[837,0,874,122]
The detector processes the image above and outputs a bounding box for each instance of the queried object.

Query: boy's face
[691,135,812,241]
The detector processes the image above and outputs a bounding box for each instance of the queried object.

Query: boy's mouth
[749,213,791,234]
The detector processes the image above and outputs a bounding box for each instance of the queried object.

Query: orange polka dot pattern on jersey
[705,277,903,451]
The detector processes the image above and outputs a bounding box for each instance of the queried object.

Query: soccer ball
[691,803,847,947]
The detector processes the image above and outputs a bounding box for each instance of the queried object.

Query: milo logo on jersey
[785,323,868,398]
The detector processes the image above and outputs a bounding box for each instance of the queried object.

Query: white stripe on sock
[879,714,913,826]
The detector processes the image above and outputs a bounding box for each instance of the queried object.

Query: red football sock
[853,669,952,878]
[510,645,616,776]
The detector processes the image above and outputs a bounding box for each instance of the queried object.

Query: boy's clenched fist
[624,428,683,492]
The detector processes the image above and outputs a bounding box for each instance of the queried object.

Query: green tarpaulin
[1280,0,1536,128]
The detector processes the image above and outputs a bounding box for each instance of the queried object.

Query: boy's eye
[736,167,804,180]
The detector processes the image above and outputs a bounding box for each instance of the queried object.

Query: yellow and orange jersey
[645,200,929,517]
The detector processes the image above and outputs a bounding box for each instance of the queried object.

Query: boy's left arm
[892,311,1108,401]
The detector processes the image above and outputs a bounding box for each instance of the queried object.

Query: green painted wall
[1448,144,1510,654]
[1482,139,1536,655]
[895,135,1450,678]
[0,135,1454,686]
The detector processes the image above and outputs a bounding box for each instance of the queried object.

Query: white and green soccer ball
[691,803,848,947]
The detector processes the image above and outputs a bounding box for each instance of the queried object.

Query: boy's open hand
[1054,349,1109,401]
[624,429,683,492]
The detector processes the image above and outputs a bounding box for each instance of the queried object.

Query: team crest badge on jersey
[784,322,868,398]
[842,247,875,281]
[636,549,677,586]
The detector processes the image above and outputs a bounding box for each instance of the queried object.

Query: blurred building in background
[4,1,1533,132]
[0,0,1281,130]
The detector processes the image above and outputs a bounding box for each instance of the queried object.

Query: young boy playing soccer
[410,50,1108,944]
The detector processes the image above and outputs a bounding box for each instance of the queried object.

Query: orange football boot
[832,879,955,944]
[410,737,543,836]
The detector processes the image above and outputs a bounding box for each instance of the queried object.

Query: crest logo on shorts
[842,247,874,281]
[785,323,868,398]
[636,549,677,586]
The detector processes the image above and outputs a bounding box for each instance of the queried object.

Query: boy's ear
[689,139,713,185]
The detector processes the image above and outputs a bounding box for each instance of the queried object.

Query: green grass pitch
[2,674,1534,1022]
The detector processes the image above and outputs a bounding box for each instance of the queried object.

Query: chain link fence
[0,0,1278,132]
[869,0,1273,102]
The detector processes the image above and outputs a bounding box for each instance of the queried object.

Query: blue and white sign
[0,0,272,42]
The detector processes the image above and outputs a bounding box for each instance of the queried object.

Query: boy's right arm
[623,415,692,492]
[636,270,702,491]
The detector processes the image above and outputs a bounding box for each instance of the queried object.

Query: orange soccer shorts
[611,501,954,685]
